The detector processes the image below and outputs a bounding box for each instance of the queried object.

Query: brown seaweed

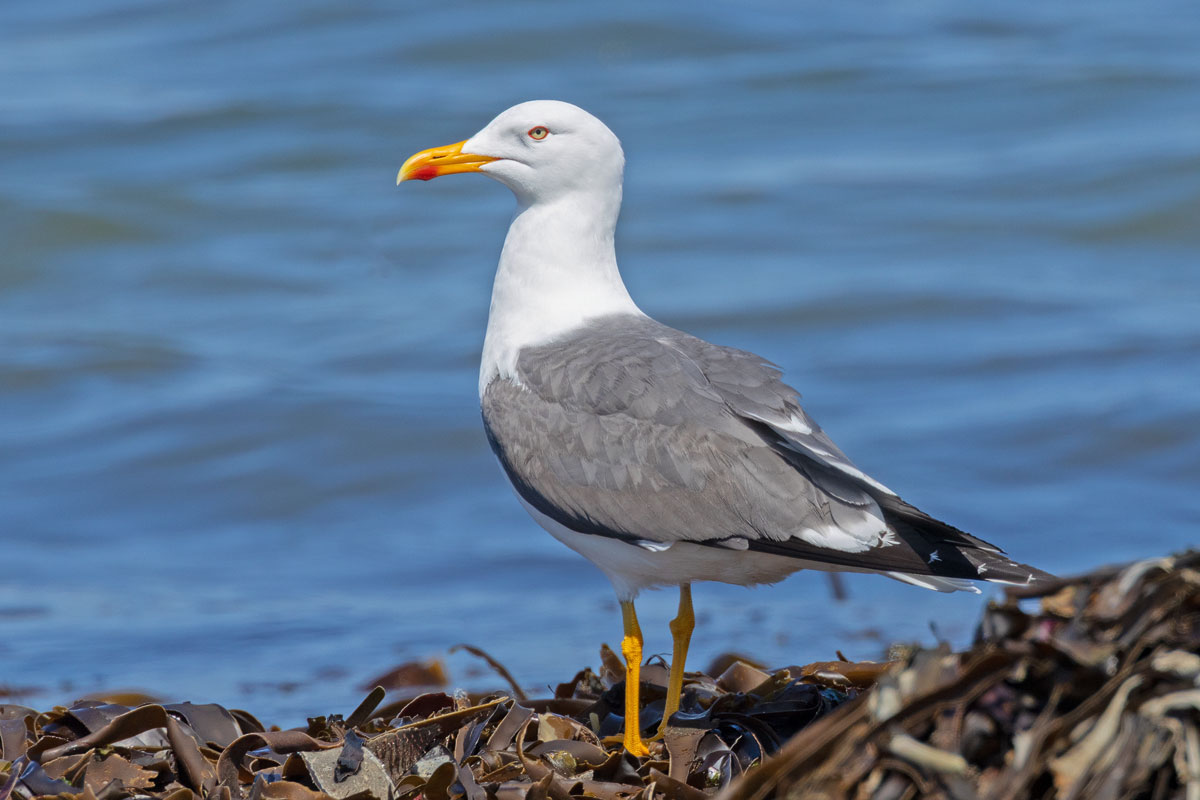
[721,550,1200,800]
[1,550,1195,800]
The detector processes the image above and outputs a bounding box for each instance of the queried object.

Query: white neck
[479,192,642,396]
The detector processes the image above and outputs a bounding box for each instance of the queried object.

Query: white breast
[477,194,642,396]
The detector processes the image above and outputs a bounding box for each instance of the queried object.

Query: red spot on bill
[411,165,441,181]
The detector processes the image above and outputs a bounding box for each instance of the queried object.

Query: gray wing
[482,314,1050,585]
[664,327,896,496]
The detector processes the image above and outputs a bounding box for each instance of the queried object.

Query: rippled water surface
[2,1,1198,721]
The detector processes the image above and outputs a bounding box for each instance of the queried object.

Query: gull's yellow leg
[655,583,694,739]
[620,599,650,757]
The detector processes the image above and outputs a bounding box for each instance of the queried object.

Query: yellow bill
[397,140,497,183]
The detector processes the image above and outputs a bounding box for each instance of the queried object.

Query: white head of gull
[402,100,642,395]
[399,100,1052,757]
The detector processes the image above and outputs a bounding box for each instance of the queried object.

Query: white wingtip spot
[928,550,941,564]
[784,414,813,436]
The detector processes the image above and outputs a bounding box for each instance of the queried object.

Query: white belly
[517,496,805,600]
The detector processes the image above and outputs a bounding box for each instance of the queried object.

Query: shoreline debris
[2,550,1195,800]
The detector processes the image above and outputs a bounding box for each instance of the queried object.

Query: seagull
[397,100,1051,756]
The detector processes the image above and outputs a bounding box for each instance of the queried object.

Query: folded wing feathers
[487,314,1053,591]
[684,334,1053,589]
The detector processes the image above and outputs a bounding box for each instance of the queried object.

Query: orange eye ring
[527,126,549,140]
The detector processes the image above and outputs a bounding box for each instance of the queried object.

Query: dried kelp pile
[726,551,1200,800]
[0,651,866,800]
[2,551,1197,800]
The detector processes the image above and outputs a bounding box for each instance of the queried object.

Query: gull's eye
[527,126,549,141]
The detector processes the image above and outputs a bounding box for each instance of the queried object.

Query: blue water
[1,1,1197,723]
